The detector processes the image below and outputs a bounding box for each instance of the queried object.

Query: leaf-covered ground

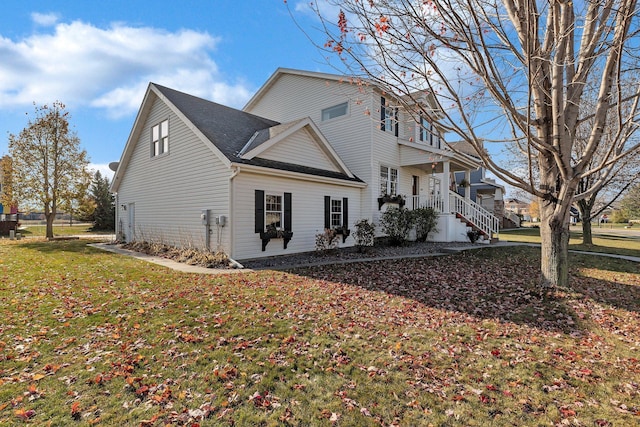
[0,240,638,426]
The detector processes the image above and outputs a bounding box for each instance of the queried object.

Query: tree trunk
[539,203,571,289]
[580,203,593,245]
[45,212,55,239]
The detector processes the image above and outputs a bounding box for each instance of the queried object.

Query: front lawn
[500,226,640,258]
[0,240,638,426]
[17,224,113,237]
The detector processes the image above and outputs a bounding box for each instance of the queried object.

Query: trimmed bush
[352,218,376,251]
[412,207,438,242]
[379,207,413,246]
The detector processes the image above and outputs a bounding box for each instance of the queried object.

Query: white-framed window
[419,116,440,148]
[265,194,283,230]
[381,97,398,136]
[380,165,398,196]
[152,119,169,157]
[321,102,348,121]
[331,199,342,228]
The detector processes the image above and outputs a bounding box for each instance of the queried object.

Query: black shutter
[254,190,264,233]
[284,192,292,232]
[394,108,399,137]
[342,197,349,229]
[380,96,386,131]
[324,196,331,229]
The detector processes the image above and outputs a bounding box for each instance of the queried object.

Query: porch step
[455,213,490,238]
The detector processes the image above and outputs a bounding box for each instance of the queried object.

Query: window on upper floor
[321,102,348,121]
[380,97,398,136]
[380,165,398,196]
[419,116,441,148]
[151,119,169,157]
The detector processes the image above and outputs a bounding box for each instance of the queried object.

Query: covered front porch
[399,142,500,242]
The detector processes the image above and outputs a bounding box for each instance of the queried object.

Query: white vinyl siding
[244,73,375,219]
[232,171,362,260]
[258,128,341,172]
[117,95,230,251]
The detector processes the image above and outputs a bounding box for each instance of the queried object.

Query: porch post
[442,160,450,213]
[464,170,471,200]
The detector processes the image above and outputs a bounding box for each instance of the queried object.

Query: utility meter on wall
[200,209,210,225]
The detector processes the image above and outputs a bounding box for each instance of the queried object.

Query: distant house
[111,69,500,261]
[505,198,531,221]
[453,167,506,226]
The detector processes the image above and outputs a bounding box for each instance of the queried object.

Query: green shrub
[315,228,339,252]
[379,207,413,246]
[412,207,438,242]
[352,218,376,251]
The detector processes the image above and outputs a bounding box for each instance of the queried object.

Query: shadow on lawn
[289,246,639,333]
[17,239,103,254]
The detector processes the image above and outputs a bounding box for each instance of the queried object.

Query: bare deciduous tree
[8,102,90,238]
[299,0,640,287]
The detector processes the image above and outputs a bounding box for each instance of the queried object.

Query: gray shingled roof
[153,83,362,183]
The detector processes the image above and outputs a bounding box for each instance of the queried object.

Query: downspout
[114,192,119,242]
[227,166,244,268]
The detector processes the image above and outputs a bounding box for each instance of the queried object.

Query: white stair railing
[449,191,500,239]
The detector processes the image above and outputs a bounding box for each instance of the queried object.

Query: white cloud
[0,19,253,117]
[88,163,115,181]
[31,12,60,26]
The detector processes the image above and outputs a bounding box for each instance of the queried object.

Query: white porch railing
[408,194,444,212]
[449,191,500,238]
[409,192,500,239]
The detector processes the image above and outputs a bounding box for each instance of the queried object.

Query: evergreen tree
[90,171,115,231]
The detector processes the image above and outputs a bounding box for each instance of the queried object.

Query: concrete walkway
[89,241,638,275]
[88,243,252,275]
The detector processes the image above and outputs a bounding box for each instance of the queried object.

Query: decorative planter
[334,226,351,243]
[260,229,293,251]
[377,195,406,210]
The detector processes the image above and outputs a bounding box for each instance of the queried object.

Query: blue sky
[0,0,338,178]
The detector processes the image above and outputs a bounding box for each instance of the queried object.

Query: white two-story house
[111,68,499,262]
[244,69,499,244]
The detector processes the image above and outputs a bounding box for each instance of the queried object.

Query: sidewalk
[496,241,640,263]
[88,243,252,274]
